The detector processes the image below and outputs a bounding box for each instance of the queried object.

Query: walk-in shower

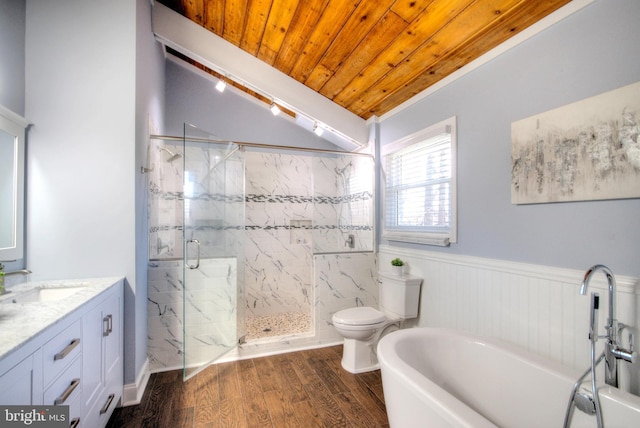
[146,124,375,379]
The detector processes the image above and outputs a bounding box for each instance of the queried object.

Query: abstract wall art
[511,81,640,204]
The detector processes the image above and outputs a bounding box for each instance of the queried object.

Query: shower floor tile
[245,311,311,340]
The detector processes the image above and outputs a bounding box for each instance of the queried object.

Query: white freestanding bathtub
[378,328,640,428]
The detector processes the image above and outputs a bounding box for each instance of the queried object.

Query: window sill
[382,231,450,247]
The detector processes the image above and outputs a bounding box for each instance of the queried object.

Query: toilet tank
[378,272,423,319]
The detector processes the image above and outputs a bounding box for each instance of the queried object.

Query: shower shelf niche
[290,219,312,245]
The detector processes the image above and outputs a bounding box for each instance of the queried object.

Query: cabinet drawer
[83,387,118,428]
[43,355,82,407]
[63,381,82,428]
[43,319,82,386]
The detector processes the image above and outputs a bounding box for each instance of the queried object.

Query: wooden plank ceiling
[158,0,572,120]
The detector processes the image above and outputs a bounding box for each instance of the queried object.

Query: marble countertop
[0,276,123,361]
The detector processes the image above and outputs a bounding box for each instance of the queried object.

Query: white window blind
[383,117,456,246]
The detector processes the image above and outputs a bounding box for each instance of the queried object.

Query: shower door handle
[186,239,200,269]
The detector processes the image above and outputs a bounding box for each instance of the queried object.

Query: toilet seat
[333,307,386,326]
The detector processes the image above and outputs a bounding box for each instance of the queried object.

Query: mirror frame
[0,105,27,262]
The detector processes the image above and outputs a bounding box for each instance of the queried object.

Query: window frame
[381,116,457,246]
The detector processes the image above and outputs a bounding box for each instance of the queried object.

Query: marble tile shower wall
[147,258,238,370]
[148,252,379,371]
[313,253,379,343]
[148,142,182,260]
[218,251,378,361]
[244,152,314,317]
[313,155,374,253]
[244,152,374,317]
[146,142,377,371]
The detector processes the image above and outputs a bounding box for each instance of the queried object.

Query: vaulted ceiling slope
[158,0,572,120]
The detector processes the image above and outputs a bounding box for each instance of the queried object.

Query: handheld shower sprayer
[589,293,599,343]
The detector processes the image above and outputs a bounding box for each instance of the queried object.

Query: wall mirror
[0,105,27,262]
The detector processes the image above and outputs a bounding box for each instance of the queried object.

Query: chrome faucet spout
[581,264,615,329]
[580,264,633,388]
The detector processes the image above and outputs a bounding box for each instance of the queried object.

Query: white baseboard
[122,358,150,407]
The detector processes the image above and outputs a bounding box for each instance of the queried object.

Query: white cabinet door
[103,290,121,388]
[0,350,42,405]
[82,298,105,413]
[82,283,123,428]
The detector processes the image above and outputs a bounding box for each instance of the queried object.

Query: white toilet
[332,272,423,373]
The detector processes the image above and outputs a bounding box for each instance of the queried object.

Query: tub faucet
[580,264,634,387]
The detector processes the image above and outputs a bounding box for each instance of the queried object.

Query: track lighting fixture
[210,71,328,139]
[215,77,227,92]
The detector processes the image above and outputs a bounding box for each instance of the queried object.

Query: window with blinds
[382,117,456,246]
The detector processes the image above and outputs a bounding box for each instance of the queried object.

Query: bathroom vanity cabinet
[0,347,42,405]
[0,278,123,428]
[81,287,122,428]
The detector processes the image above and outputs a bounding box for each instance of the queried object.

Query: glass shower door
[182,124,245,380]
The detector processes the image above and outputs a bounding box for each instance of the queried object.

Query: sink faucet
[580,264,634,387]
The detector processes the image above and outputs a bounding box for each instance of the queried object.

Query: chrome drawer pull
[103,314,113,336]
[54,378,80,405]
[69,417,80,428]
[54,338,80,361]
[100,393,115,414]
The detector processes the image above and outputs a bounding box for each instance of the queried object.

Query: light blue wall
[23,0,164,389]
[165,60,341,150]
[5,0,163,390]
[135,0,165,388]
[379,0,640,277]
[0,0,25,116]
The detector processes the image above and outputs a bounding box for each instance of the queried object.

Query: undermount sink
[0,285,88,305]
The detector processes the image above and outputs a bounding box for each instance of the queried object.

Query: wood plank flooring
[107,345,389,427]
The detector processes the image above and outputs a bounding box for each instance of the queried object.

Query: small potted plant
[390,258,404,275]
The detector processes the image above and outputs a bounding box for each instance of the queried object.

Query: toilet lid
[333,307,386,326]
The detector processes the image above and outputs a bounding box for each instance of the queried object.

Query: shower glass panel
[312,153,374,253]
[182,124,245,380]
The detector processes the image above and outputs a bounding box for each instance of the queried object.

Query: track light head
[215,78,227,92]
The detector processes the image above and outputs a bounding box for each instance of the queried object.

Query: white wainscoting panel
[379,245,640,395]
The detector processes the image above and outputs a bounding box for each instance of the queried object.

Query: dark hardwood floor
[107,345,389,427]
